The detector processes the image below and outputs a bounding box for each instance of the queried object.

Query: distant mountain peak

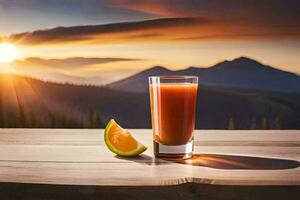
[233,56,257,61]
[141,66,170,74]
[150,66,169,71]
[186,66,198,70]
[231,56,262,65]
[211,56,267,71]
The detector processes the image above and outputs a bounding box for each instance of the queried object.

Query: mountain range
[0,57,299,129]
[108,57,300,93]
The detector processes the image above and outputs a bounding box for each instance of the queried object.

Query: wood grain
[0,129,299,186]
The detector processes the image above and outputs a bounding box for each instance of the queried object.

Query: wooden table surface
[0,129,299,187]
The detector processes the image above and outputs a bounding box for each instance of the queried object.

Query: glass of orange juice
[149,76,198,159]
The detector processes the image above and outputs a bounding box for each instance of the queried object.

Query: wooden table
[0,129,299,200]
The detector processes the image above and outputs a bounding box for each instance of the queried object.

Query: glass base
[153,140,193,159]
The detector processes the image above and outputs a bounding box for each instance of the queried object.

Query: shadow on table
[165,154,300,170]
[115,154,168,166]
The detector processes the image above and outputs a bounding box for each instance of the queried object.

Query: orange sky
[0,0,299,85]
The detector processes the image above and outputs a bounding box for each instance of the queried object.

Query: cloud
[11,56,141,85]
[6,18,203,45]
[102,0,177,17]
[16,57,140,68]
[103,0,300,23]
[104,0,300,32]
[4,13,299,46]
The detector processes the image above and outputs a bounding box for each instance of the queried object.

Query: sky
[0,0,299,85]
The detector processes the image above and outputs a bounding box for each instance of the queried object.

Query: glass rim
[149,76,198,79]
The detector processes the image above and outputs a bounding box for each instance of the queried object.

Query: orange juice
[149,83,198,145]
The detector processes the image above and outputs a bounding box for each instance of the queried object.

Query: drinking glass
[149,76,198,159]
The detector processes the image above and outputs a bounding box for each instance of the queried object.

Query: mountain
[0,74,148,128]
[0,73,299,129]
[107,57,300,93]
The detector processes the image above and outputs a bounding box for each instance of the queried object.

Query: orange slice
[104,119,147,157]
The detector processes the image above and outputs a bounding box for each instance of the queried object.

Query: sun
[0,43,20,63]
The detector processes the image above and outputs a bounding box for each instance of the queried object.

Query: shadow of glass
[114,154,168,166]
[165,154,300,170]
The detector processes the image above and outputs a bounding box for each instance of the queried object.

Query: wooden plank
[0,183,299,200]
[0,161,299,186]
[0,129,299,186]
[0,129,299,145]
[0,145,299,162]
